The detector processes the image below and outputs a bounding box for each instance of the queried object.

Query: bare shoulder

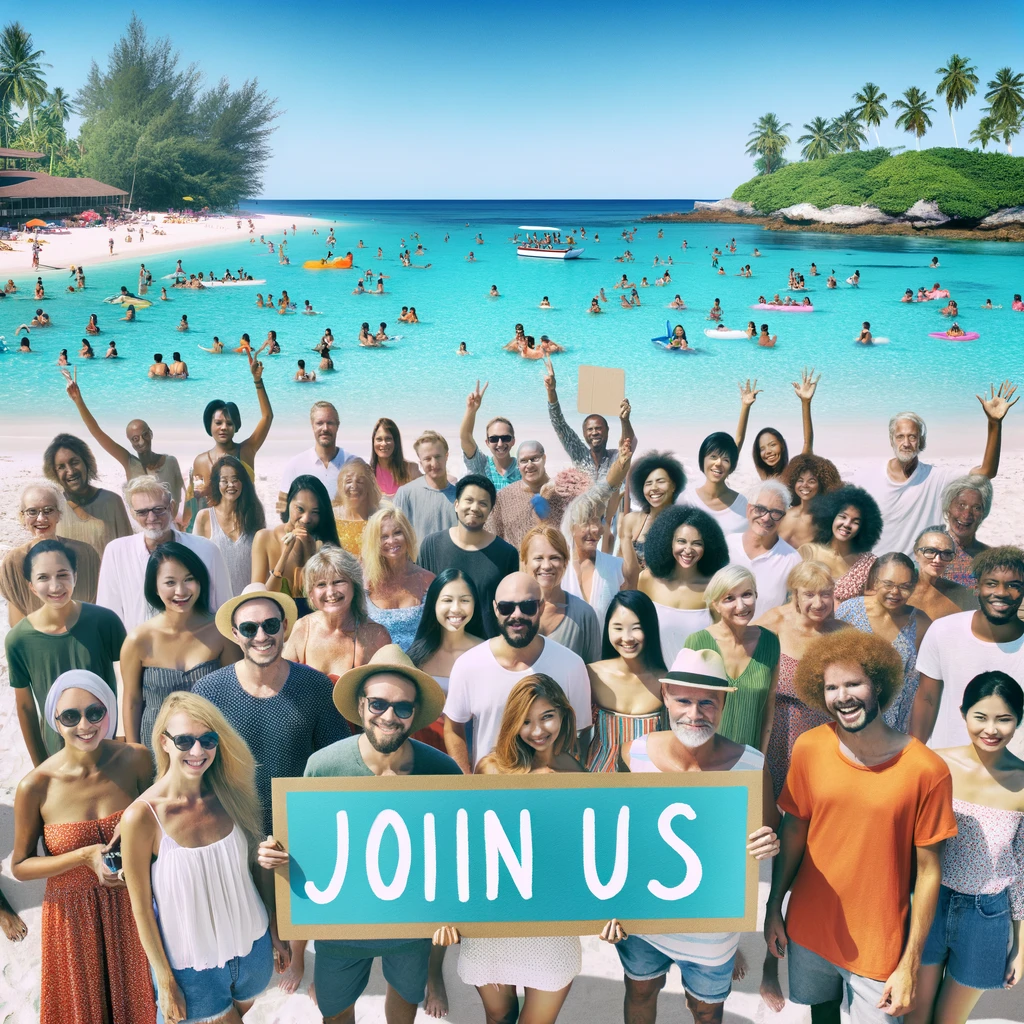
[475,756,500,775]
[753,606,784,630]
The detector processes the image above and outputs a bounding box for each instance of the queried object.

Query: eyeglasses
[487,434,514,445]
[163,730,219,751]
[56,704,108,728]
[916,547,954,561]
[363,697,416,719]
[496,599,540,616]
[876,579,914,595]
[23,506,58,519]
[132,505,168,519]
[236,617,283,638]
[519,455,543,467]
[751,504,785,523]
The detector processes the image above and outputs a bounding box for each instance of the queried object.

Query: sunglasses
[163,730,219,751]
[363,697,416,719]
[236,617,283,638]
[132,505,169,519]
[487,434,513,444]
[496,599,539,616]
[56,704,108,728]
[916,547,954,561]
[750,504,785,523]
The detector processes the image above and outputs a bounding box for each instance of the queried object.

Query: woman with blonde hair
[122,691,286,1024]
[332,457,380,557]
[683,564,780,752]
[561,486,625,627]
[434,674,583,1022]
[361,506,434,651]
[283,545,390,680]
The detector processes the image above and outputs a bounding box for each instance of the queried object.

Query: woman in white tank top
[122,691,285,1024]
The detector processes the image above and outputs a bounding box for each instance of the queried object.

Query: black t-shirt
[417,529,519,637]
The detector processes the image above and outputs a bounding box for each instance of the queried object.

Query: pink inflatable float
[929,331,979,341]
[752,303,814,312]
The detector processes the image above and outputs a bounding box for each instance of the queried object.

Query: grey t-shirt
[548,592,602,663]
[392,477,457,542]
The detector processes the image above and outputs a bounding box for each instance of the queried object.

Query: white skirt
[457,935,582,991]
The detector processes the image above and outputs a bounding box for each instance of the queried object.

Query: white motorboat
[516,225,584,260]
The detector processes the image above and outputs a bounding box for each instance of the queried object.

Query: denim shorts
[787,940,891,1024]
[615,934,736,1004]
[156,928,272,1024]
[313,938,432,1016]
[922,885,1011,990]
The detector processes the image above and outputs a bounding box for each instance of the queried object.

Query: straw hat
[214,584,299,642]
[659,648,738,692]
[333,644,446,733]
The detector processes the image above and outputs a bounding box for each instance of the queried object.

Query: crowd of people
[1,357,1023,1024]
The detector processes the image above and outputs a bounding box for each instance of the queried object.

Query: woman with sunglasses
[836,552,932,732]
[434,674,584,1023]
[11,669,156,1024]
[122,691,285,1024]
[909,525,979,622]
[120,542,240,753]
[5,539,126,767]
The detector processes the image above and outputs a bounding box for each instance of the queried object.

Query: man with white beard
[851,385,1017,555]
[600,648,780,1024]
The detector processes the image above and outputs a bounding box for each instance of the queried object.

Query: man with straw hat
[258,644,460,1023]
[600,648,781,1024]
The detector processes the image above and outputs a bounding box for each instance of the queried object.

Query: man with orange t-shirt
[764,631,957,1023]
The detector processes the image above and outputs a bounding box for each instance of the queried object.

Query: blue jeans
[787,940,895,1024]
[922,885,1011,990]
[615,934,736,1004]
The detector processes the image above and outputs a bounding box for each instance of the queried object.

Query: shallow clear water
[1,199,1021,440]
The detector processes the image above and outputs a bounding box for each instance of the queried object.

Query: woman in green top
[684,564,780,752]
[4,539,126,766]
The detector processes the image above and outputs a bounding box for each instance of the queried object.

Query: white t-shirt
[726,533,802,618]
[678,486,748,535]
[852,460,960,555]
[444,637,593,766]
[916,611,1024,755]
[278,446,355,498]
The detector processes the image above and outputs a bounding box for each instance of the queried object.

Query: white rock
[773,203,896,225]
[694,198,757,215]
[904,200,950,225]
[979,206,1024,227]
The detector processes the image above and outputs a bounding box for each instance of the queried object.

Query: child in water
[758,323,777,348]
[856,322,873,345]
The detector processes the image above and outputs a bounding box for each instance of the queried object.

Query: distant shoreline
[641,208,1024,241]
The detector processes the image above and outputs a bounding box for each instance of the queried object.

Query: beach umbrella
[25,218,46,228]
[80,210,100,222]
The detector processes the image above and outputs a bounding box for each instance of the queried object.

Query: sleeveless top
[366,598,424,653]
[144,801,268,971]
[375,464,399,496]
[655,602,712,667]
[140,660,220,754]
[208,510,254,597]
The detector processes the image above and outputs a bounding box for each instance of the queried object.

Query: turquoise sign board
[273,772,763,940]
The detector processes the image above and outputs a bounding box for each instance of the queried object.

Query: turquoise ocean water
[1,199,1022,441]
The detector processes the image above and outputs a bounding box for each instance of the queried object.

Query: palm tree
[984,67,1024,154]
[935,54,978,147]
[798,116,839,160]
[746,113,791,175]
[47,85,75,123]
[892,87,935,149]
[853,82,888,146]
[0,22,49,132]
[832,109,868,152]
[969,116,999,150]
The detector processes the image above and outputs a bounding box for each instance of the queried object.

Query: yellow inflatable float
[303,252,354,270]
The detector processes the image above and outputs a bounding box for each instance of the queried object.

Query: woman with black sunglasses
[909,525,979,622]
[122,691,287,1024]
[11,669,156,1024]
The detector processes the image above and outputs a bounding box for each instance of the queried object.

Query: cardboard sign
[273,771,762,940]
[577,365,625,417]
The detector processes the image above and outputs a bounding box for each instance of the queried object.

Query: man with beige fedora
[600,648,781,1024]
[258,644,461,1024]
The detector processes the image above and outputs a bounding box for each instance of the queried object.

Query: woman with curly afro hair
[617,450,686,588]
[778,453,842,548]
[638,503,729,666]
[800,485,883,604]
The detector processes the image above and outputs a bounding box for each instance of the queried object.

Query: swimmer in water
[377,247,383,259]
[303,300,318,314]
[257,331,280,356]
[930,257,939,268]
[902,289,915,303]
[406,307,419,323]
[520,336,544,360]
[758,323,777,348]
[199,336,224,354]
[539,334,564,355]
[614,274,633,290]
[169,352,189,378]
[620,294,633,309]
[640,277,649,288]
[234,334,253,355]
[826,273,837,289]
[177,315,189,331]
[630,288,641,306]
[86,314,100,335]
[120,304,136,322]
[846,270,860,286]
[505,324,527,352]
[599,288,608,303]
[668,325,689,351]
[809,263,818,275]
[353,280,365,295]
[1012,294,1023,311]
[19,337,32,352]
[466,251,476,262]
[745,321,758,338]
[590,298,604,314]
[105,341,118,358]
[539,296,551,308]
[375,322,389,342]
[31,308,51,327]
[856,322,873,345]
[801,297,812,307]
[946,322,966,338]
[359,322,374,346]
[669,294,686,309]
[941,299,959,317]
[457,342,469,356]
[294,359,317,381]
[79,339,95,359]
[319,350,334,372]
[489,285,500,298]
[981,299,1000,309]
[149,353,169,377]
[57,349,69,366]
[707,298,723,321]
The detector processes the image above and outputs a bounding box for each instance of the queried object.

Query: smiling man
[459,381,520,491]
[277,401,354,514]
[393,431,458,541]
[911,546,1024,757]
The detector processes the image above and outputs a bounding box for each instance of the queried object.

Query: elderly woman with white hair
[683,564,780,752]
[1,481,101,626]
[941,474,994,588]
[561,485,625,627]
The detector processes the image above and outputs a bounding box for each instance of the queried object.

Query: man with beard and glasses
[764,630,957,1024]
[852,384,1017,555]
[417,474,518,637]
[43,432,133,558]
[443,572,592,771]
[257,645,459,1024]
[94,476,231,632]
[276,400,354,514]
[912,546,1024,757]
[601,648,780,1024]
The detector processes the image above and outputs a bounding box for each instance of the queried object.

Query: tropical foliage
[732,148,1024,221]
[853,83,887,146]
[745,113,790,175]
[798,117,839,161]
[892,87,936,149]
[983,68,1024,155]
[935,54,978,147]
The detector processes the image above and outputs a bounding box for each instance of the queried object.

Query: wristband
[269,569,284,579]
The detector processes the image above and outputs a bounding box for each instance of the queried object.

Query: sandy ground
[0,435,1022,1021]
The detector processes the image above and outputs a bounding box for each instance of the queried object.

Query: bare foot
[278,955,304,995]
[732,948,748,981]
[0,906,27,943]
[423,947,449,1018]
[760,974,786,1013]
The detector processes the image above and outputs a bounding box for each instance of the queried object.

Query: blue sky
[26,0,1024,198]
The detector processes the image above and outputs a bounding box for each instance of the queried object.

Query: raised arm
[460,381,488,459]
[240,351,274,463]
[544,357,588,465]
[972,380,1018,478]
[617,398,636,454]
[791,368,819,455]
[734,379,762,456]
[65,377,132,473]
